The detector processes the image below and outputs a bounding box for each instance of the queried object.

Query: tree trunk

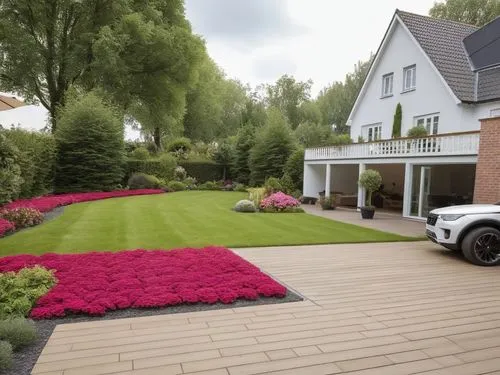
[153,127,162,150]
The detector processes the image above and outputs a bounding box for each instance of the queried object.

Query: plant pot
[360,206,375,219]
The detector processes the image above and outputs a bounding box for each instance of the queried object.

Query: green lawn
[0,191,415,255]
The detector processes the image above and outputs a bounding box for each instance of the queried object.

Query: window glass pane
[389,76,393,93]
[368,128,373,141]
[426,118,431,133]
[433,116,439,134]
[412,67,416,87]
[417,119,424,127]
[378,126,382,140]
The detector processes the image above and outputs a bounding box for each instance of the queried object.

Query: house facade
[303,10,500,220]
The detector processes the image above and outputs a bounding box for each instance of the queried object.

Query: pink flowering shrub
[0,208,44,229]
[2,189,164,213]
[259,192,301,212]
[0,219,15,237]
[0,247,287,319]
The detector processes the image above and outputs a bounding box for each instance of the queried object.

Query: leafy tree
[298,101,323,125]
[233,124,256,184]
[0,0,204,136]
[214,141,235,180]
[55,92,124,193]
[249,108,296,185]
[242,91,267,128]
[429,0,500,26]
[294,122,331,148]
[392,103,402,138]
[316,58,372,133]
[263,75,313,129]
[285,148,305,191]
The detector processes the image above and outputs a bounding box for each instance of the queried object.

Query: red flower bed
[3,189,164,213]
[0,247,287,319]
[0,218,15,237]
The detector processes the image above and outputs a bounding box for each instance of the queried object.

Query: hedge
[2,129,56,200]
[126,160,226,183]
[179,161,226,182]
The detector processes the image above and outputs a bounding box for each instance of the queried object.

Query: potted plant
[320,195,337,210]
[358,169,382,219]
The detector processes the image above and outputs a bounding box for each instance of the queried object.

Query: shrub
[249,108,296,185]
[264,177,283,196]
[329,133,353,146]
[129,147,150,160]
[234,125,255,184]
[234,183,247,192]
[279,173,295,195]
[320,196,336,210]
[128,173,162,190]
[357,135,365,143]
[166,137,192,156]
[407,125,428,138]
[0,318,37,351]
[126,155,177,182]
[3,129,57,198]
[248,188,266,207]
[167,181,186,192]
[174,166,187,181]
[259,192,301,212]
[0,219,15,237]
[0,208,44,229]
[197,181,219,191]
[0,341,12,371]
[392,103,402,138]
[0,266,56,319]
[284,148,304,191]
[183,177,197,189]
[359,169,382,207]
[55,92,125,193]
[179,161,224,183]
[0,133,23,204]
[234,200,256,213]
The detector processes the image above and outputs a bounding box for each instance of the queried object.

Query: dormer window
[403,65,416,92]
[381,73,393,98]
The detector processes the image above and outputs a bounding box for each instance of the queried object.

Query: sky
[185,0,437,97]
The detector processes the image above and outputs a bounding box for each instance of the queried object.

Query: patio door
[410,166,431,218]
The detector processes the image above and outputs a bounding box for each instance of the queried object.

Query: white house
[303,10,500,219]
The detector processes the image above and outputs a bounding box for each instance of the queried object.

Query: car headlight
[440,214,464,221]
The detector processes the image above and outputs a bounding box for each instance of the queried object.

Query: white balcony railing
[305,131,480,161]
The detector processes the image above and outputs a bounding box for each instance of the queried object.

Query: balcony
[305,131,480,161]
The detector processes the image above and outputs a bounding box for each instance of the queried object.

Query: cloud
[185,0,307,45]
[252,54,298,82]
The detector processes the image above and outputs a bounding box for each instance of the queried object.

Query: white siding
[349,22,500,140]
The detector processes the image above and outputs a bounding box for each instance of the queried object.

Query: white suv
[426,204,500,266]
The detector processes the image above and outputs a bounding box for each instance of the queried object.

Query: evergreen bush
[0,318,37,351]
[392,103,402,138]
[55,92,125,193]
[0,133,23,204]
[0,341,12,371]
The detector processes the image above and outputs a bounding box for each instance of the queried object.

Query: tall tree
[0,0,203,138]
[233,124,255,184]
[249,108,296,185]
[316,58,372,134]
[263,75,312,129]
[429,0,500,26]
[392,103,402,138]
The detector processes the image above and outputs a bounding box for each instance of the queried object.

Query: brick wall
[474,116,500,203]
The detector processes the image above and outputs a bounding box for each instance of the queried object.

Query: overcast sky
[185,0,436,97]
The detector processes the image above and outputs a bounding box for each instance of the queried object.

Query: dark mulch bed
[5,291,303,375]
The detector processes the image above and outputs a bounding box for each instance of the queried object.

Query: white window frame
[415,113,439,135]
[363,123,383,142]
[403,65,416,92]
[381,73,394,97]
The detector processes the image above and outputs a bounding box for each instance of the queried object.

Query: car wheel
[462,227,500,266]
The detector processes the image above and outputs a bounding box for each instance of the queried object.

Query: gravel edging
[5,291,303,375]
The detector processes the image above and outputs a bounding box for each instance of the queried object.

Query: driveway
[33,242,500,374]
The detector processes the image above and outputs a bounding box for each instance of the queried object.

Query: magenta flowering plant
[0,218,15,237]
[260,192,301,212]
[2,189,164,213]
[0,247,288,319]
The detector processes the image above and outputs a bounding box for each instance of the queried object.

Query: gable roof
[396,10,478,102]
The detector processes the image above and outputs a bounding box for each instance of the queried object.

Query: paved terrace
[33,242,500,374]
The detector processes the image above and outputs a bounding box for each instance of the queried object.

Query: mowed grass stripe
[0,191,415,255]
